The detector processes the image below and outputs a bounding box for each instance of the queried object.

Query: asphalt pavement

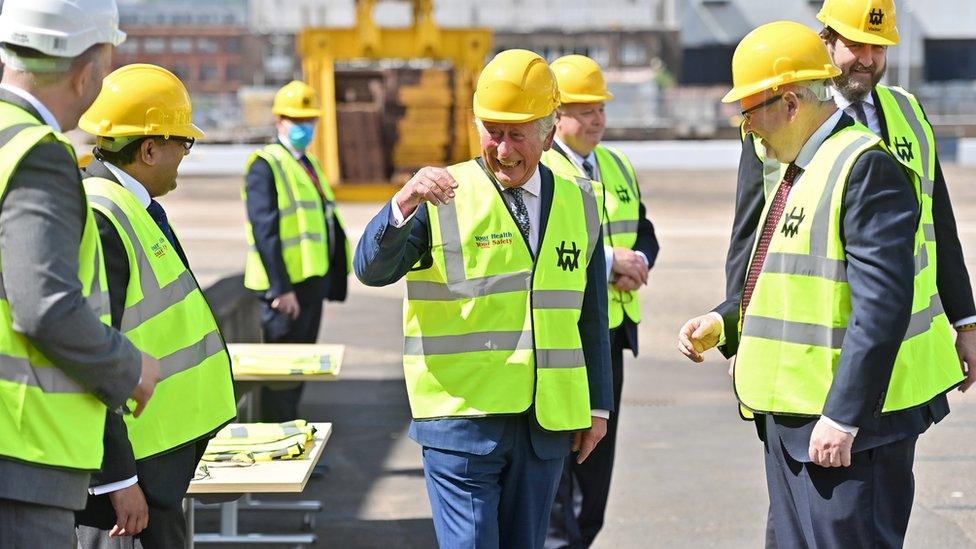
[167,165,976,548]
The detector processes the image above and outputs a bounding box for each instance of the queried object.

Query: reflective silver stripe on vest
[915,244,929,274]
[923,223,936,242]
[575,176,601,260]
[281,232,324,248]
[403,330,533,355]
[809,135,876,257]
[534,290,584,309]
[602,148,638,196]
[743,294,946,349]
[0,355,85,393]
[426,195,532,299]
[262,148,322,216]
[888,89,933,182]
[158,329,225,381]
[605,220,638,235]
[88,197,201,333]
[536,348,585,368]
[761,252,847,282]
[85,241,110,317]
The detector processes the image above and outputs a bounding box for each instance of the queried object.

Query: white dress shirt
[834,92,881,135]
[391,167,610,419]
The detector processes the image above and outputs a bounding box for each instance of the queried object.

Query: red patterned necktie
[740,163,802,314]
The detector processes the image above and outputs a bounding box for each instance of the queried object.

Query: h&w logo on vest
[781,207,805,238]
[556,241,581,271]
[868,8,884,26]
[616,186,632,204]
[894,137,914,162]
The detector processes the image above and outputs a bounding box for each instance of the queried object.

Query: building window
[143,37,166,54]
[170,63,191,82]
[170,37,193,54]
[199,64,220,82]
[196,38,219,54]
[619,41,648,66]
[226,64,244,82]
[117,37,139,54]
[225,37,242,53]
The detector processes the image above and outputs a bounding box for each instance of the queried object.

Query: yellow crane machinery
[297,0,492,201]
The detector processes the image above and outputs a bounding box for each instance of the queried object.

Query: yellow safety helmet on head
[80,63,203,152]
[550,54,614,104]
[817,0,899,46]
[273,80,322,119]
[473,49,561,123]
[722,21,841,104]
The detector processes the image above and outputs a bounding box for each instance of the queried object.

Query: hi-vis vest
[734,126,961,416]
[0,103,111,470]
[404,160,600,431]
[542,145,642,329]
[85,177,236,459]
[243,144,350,291]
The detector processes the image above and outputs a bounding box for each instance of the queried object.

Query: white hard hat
[0,0,126,58]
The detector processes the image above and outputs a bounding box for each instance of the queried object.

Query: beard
[832,61,886,103]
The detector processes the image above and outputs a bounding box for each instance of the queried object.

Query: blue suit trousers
[420,415,567,549]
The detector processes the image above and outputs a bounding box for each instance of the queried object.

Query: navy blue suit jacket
[244,141,349,303]
[716,115,951,461]
[354,162,613,460]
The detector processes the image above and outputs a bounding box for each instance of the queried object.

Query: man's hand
[677,314,723,363]
[572,416,608,464]
[955,329,976,392]
[395,167,458,218]
[108,483,149,537]
[611,247,648,285]
[271,291,300,320]
[808,417,854,468]
[612,274,642,292]
[130,352,160,418]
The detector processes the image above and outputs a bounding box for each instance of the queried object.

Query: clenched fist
[395,167,459,218]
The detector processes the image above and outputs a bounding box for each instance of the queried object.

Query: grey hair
[791,79,834,103]
[475,111,558,141]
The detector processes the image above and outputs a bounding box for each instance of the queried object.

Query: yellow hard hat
[550,55,614,104]
[722,21,841,104]
[272,80,322,118]
[473,49,561,123]
[817,0,899,46]
[79,63,204,151]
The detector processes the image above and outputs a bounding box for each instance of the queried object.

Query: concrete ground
[167,165,976,548]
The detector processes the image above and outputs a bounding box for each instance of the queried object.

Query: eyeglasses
[740,95,783,121]
[169,137,195,153]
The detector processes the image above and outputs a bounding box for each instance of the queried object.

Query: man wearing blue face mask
[242,80,350,422]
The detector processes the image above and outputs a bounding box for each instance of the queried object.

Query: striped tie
[740,163,802,314]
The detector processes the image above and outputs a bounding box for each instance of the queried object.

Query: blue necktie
[146,199,176,248]
[582,159,595,180]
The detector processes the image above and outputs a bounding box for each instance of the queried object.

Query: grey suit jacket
[0,91,140,510]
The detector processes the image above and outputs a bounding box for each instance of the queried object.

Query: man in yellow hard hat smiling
[678,21,961,547]
[354,49,613,548]
[74,63,236,548]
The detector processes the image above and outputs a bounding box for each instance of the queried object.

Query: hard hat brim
[81,122,206,141]
[273,107,323,119]
[558,91,614,104]
[722,66,842,103]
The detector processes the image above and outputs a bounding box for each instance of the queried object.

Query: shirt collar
[553,136,596,172]
[832,89,875,111]
[103,161,152,208]
[0,83,60,131]
[794,109,845,170]
[494,166,541,198]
